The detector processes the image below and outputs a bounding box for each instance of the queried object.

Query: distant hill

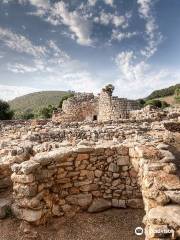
[9,91,70,115]
[146,84,180,100]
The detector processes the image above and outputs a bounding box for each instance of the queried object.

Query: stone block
[117,156,130,166]
[108,163,119,173]
[88,198,111,213]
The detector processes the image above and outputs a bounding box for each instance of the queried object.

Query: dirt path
[0,209,145,240]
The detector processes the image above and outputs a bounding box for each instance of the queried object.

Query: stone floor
[0,209,145,240]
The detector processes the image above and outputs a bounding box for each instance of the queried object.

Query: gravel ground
[0,209,145,240]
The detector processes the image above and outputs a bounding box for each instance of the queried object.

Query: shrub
[145,99,162,108]
[0,100,14,120]
[39,105,56,119]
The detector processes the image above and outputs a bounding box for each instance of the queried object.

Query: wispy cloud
[114,51,180,98]
[0,84,38,101]
[111,30,139,42]
[45,2,93,46]
[137,0,163,58]
[0,27,47,57]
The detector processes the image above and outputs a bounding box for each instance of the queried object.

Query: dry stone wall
[11,143,142,224]
[129,143,180,240]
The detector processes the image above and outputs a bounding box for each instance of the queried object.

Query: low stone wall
[129,143,180,239]
[11,143,142,224]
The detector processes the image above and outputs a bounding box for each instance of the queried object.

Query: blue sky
[0,0,180,100]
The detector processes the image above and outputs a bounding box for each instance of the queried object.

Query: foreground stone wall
[11,143,142,224]
[129,143,180,239]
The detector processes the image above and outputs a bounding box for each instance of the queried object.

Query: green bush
[0,100,14,120]
[138,99,146,108]
[146,84,180,100]
[145,99,162,108]
[145,99,169,109]
[39,105,56,119]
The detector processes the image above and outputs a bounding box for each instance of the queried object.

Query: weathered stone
[0,199,12,219]
[117,156,129,166]
[66,193,92,209]
[12,203,43,222]
[108,163,119,173]
[164,191,180,204]
[112,199,126,208]
[126,199,144,208]
[88,198,111,213]
[147,205,180,227]
[94,170,103,178]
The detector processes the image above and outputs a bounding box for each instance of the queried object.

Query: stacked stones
[52,93,98,123]
[11,143,142,224]
[129,143,180,239]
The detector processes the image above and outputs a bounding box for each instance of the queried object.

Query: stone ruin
[0,86,180,240]
[52,84,139,123]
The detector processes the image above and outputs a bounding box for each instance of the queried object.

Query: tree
[0,100,14,120]
[39,105,56,119]
[145,99,162,108]
[103,84,115,95]
[138,99,146,108]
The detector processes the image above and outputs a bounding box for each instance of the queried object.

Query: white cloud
[88,0,97,6]
[48,2,93,46]
[95,11,127,28]
[104,0,113,7]
[27,0,49,8]
[114,51,180,98]
[0,84,38,101]
[137,0,163,58]
[0,27,47,57]
[112,30,138,42]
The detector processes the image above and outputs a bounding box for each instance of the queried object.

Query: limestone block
[126,199,144,208]
[76,154,89,161]
[12,203,43,222]
[66,193,92,209]
[112,199,126,208]
[108,163,119,173]
[88,198,111,213]
[147,205,180,227]
[94,170,103,178]
[117,156,130,166]
[164,191,180,204]
[11,173,34,184]
[19,160,40,174]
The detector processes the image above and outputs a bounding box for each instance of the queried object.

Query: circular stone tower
[98,84,114,122]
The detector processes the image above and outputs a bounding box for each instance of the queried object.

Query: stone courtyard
[0,98,180,240]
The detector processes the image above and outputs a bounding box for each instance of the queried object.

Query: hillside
[146,83,180,100]
[9,91,69,114]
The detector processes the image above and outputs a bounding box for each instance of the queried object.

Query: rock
[0,199,12,219]
[147,205,180,227]
[12,203,43,222]
[164,191,180,204]
[112,199,126,208]
[157,143,169,150]
[108,163,119,173]
[66,193,92,209]
[20,160,40,174]
[117,156,129,166]
[126,199,144,208]
[94,170,103,178]
[88,198,111,213]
